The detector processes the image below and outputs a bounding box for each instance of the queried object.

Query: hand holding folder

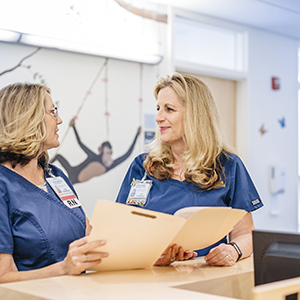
[88,200,247,272]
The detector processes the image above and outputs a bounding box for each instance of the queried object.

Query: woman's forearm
[0,261,66,283]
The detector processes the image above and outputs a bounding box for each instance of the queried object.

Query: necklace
[172,171,185,181]
[37,182,48,192]
[172,159,185,181]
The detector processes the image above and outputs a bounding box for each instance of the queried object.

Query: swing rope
[52,57,109,157]
[104,61,109,140]
[138,63,144,152]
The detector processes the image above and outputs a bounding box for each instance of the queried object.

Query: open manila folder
[88,200,246,272]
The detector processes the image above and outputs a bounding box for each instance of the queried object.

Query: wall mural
[0,47,46,84]
[49,58,142,185]
[51,120,141,184]
[0,53,142,186]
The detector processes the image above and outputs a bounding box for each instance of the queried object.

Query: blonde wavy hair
[0,82,50,167]
[144,72,234,190]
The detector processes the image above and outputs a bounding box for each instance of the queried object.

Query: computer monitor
[253,229,300,286]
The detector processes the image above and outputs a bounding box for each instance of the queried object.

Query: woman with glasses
[0,83,108,283]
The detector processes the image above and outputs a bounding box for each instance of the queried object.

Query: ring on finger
[85,254,89,262]
[226,254,233,262]
[170,257,176,262]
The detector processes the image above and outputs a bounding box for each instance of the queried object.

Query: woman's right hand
[62,236,108,275]
[154,244,197,266]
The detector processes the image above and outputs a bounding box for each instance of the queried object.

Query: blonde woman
[116,72,263,266]
[0,83,108,283]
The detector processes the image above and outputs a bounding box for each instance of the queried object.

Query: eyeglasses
[46,106,59,119]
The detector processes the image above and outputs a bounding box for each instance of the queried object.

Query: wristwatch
[228,242,242,261]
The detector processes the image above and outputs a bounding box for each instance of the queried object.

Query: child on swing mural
[51,118,141,184]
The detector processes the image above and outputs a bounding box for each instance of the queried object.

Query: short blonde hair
[0,82,50,166]
[144,72,233,190]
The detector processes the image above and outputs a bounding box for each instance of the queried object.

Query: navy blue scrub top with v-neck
[116,153,263,257]
[0,163,86,271]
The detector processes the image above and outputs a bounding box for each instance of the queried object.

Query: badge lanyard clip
[44,167,55,178]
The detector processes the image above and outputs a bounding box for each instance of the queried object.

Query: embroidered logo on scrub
[251,199,261,206]
[219,180,225,188]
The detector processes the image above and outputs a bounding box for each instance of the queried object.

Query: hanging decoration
[278,117,285,128]
[259,124,267,135]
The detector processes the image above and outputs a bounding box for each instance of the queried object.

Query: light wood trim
[251,277,300,300]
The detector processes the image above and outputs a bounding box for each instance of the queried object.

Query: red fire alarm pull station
[272,77,280,90]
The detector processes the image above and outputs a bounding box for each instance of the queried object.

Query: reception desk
[0,256,254,300]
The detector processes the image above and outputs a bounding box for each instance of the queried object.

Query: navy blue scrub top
[116,153,263,257]
[0,163,86,271]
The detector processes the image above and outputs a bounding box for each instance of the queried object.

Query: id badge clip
[126,173,152,207]
[46,176,82,209]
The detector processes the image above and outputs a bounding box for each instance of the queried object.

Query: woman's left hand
[62,236,108,275]
[154,244,197,266]
[204,243,238,266]
[205,212,255,266]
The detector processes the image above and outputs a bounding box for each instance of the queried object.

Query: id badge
[46,177,82,209]
[126,179,152,207]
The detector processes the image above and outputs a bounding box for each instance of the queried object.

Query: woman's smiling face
[155,86,185,149]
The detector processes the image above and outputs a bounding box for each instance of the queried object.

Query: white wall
[246,29,299,231]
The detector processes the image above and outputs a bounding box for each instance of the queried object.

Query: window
[174,17,246,72]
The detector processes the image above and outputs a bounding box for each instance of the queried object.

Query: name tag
[126,179,152,207]
[46,177,82,209]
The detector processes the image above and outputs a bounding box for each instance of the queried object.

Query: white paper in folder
[87,200,247,272]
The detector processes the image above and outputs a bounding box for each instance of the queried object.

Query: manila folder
[88,200,247,272]
[171,206,247,251]
[88,200,185,272]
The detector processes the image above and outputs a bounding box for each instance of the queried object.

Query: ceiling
[150,0,300,40]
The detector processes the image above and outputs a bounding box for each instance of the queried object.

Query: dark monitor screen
[253,229,300,287]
